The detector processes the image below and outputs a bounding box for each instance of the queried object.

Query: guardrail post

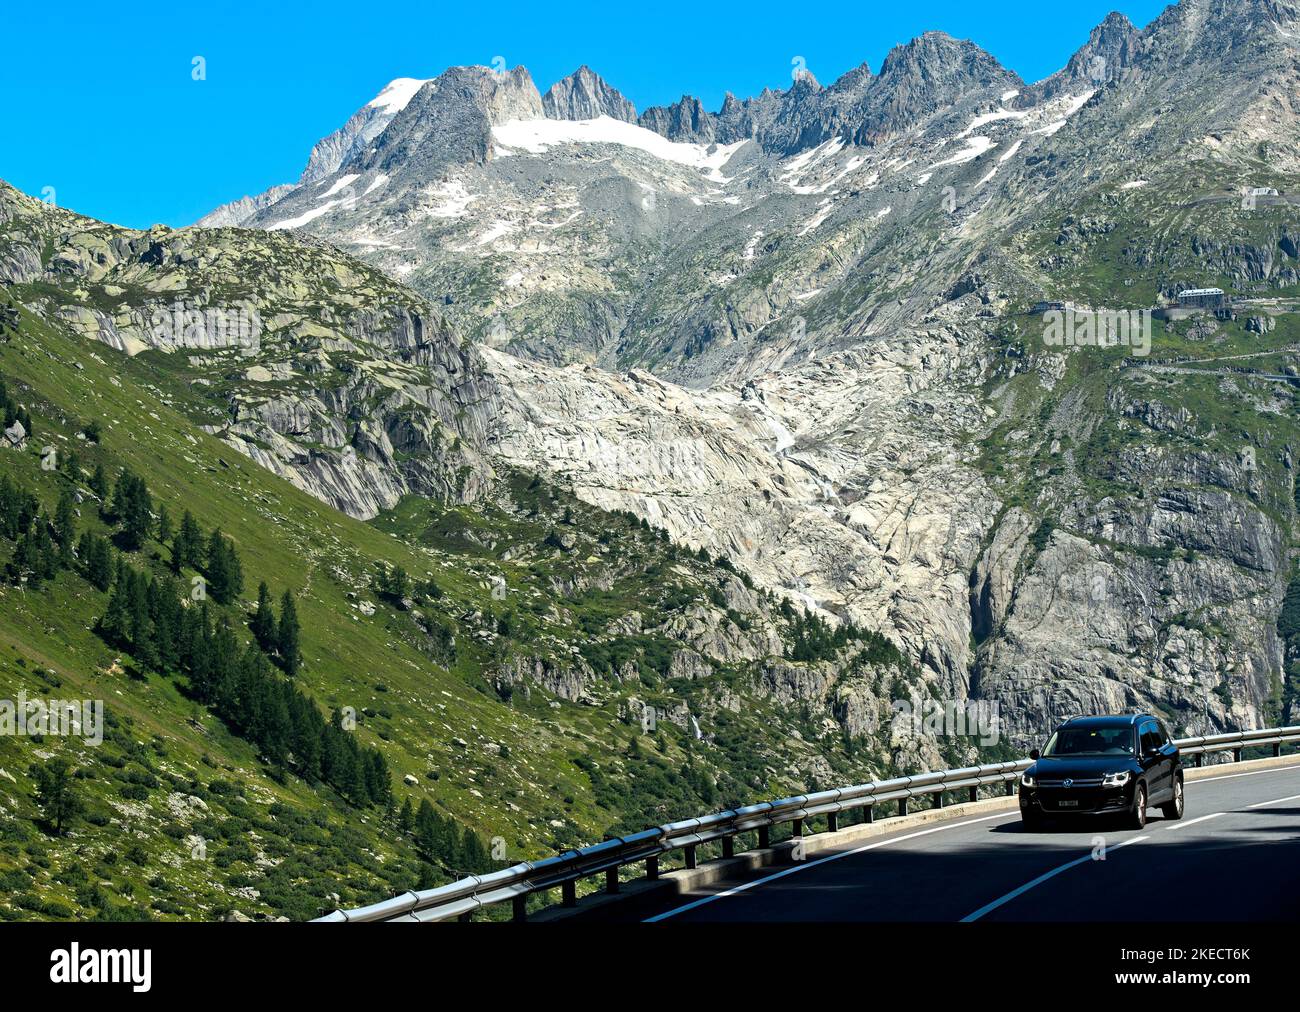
[1195,753,1203,768]
[512,895,528,922]
[1233,747,1242,763]
[606,868,619,894]
[862,805,873,824]
[932,792,944,809]
[1274,743,1282,758]
[684,845,698,870]
[792,818,803,838]
[561,880,577,908]
[826,812,838,833]
[898,798,908,817]
[758,826,770,849]
[458,911,473,923]
[722,836,735,858]
[646,856,659,880]
[1005,780,1014,796]
[968,786,978,803]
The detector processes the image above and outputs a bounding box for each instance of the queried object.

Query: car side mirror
[1029,748,1040,760]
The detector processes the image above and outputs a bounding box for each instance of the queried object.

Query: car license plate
[1058,800,1079,807]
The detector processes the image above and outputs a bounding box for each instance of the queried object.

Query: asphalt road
[583,762,1300,922]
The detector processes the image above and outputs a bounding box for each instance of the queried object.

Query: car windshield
[1043,726,1133,756]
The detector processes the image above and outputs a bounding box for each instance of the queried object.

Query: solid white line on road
[959,834,1149,923]
[1247,793,1300,808]
[643,812,1011,923]
[1162,812,1224,831]
[1195,762,1300,785]
[961,770,1300,920]
[644,762,1299,923]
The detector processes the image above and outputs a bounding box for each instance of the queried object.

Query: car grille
[1037,777,1105,789]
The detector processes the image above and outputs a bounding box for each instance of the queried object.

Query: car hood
[1029,756,1138,779]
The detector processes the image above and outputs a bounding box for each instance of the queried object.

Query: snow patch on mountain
[1031,90,1095,135]
[367,77,431,115]
[267,201,346,230]
[929,135,996,169]
[318,174,360,199]
[491,117,745,181]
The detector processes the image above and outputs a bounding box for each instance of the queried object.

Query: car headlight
[1101,771,1131,788]
[1021,772,1035,788]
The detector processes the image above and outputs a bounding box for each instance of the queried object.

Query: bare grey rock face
[637,95,717,143]
[164,0,1300,742]
[354,65,542,175]
[194,184,296,228]
[198,78,432,227]
[1028,11,1140,103]
[0,183,497,521]
[543,66,636,122]
[845,32,1022,145]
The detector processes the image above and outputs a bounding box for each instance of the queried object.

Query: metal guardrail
[316,724,1300,923]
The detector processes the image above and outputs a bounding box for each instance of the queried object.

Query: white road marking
[1162,812,1224,831]
[1194,762,1300,784]
[642,762,1300,923]
[1247,793,1300,808]
[960,834,1148,923]
[643,813,1010,922]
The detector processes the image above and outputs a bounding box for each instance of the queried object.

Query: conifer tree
[90,463,109,503]
[156,504,173,545]
[277,590,301,676]
[112,471,153,550]
[205,529,243,604]
[252,581,276,650]
[53,489,76,567]
[80,532,113,591]
[30,758,83,836]
[172,510,203,572]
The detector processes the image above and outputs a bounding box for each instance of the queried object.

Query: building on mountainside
[1030,301,1068,314]
[1176,287,1227,310]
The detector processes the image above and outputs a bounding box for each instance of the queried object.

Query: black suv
[1019,714,1184,829]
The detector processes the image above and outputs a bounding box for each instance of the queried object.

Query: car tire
[1125,783,1147,829]
[1160,776,1184,821]
[1020,810,1045,831]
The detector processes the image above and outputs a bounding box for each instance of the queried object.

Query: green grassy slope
[0,289,942,920]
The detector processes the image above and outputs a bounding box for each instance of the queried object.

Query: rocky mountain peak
[1032,10,1140,99]
[197,76,434,227]
[1143,0,1299,61]
[346,64,542,173]
[789,69,822,93]
[845,31,1020,144]
[876,31,1014,86]
[543,65,637,122]
[483,65,546,124]
[638,94,717,143]
[828,61,873,93]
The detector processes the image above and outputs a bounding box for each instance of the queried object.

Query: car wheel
[1160,776,1184,821]
[1126,783,1147,829]
[1020,811,1044,831]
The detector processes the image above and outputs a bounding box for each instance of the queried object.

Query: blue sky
[3,0,1168,229]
